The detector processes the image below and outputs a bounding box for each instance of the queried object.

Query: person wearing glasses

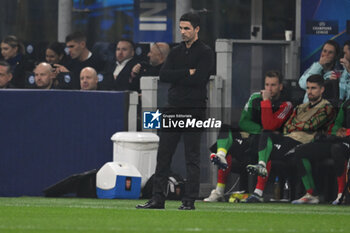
[130,42,170,84]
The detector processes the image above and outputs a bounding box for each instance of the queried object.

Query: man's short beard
[308,95,320,102]
[38,85,49,89]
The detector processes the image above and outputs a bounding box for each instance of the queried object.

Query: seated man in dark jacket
[101,39,139,91]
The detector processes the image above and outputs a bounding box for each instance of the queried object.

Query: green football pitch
[0,197,349,233]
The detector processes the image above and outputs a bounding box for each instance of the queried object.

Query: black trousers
[258,131,301,161]
[152,107,205,202]
[291,136,350,177]
[210,124,260,172]
[209,125,259,190]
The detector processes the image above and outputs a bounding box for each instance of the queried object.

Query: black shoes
[136,199,195,210]
[178,201,195,210]
[136,199,165,209]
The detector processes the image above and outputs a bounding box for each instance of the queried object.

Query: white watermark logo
[143,110,222,129]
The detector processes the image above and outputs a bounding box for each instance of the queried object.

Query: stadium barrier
[0,89,131,197]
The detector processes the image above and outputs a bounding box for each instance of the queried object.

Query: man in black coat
[101,39,139,91]
[137,12,215,210]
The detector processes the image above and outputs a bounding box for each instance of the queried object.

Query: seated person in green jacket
[246,74,335,203]
[205,70,293,202]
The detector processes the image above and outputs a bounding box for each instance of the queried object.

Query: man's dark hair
[65,31,87,43]
[0,60,11,73]
[180,12,200,28]
[322,40,341,60]
[117,38,135,51]
[307,74,324,87]
[265,70,283,83]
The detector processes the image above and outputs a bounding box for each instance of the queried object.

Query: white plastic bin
[111,132,159,188]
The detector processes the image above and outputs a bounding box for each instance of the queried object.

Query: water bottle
[273,176,281,200]
[282,179,290,201]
